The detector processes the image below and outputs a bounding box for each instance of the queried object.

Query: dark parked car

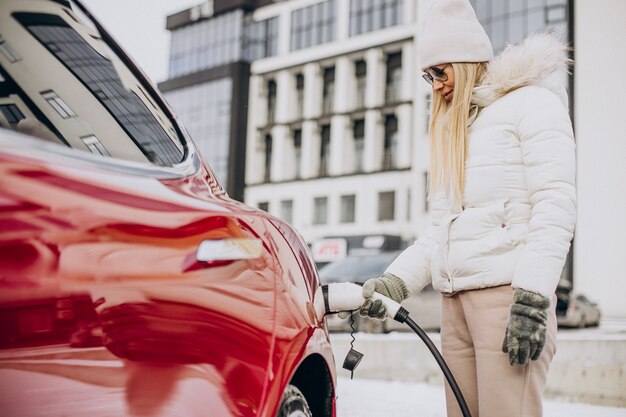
[319,251,441,333]
[0,1,336,416]
[556,286,601,328]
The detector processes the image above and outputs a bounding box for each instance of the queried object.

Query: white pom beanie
[417,0,493,70]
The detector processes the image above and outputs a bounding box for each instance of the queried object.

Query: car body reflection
[0,1,336,416]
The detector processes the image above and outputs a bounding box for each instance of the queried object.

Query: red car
[0,1,336,416]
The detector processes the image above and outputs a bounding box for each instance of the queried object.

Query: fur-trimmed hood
[472,32,571,108]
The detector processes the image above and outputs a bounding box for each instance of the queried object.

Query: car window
[0,1,184,166]
[318,252,400,282]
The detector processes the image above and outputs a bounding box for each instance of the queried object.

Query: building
[158,1,276,201]
[244,0,420,261]
[160,0,626,317]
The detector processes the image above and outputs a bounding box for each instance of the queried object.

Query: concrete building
[244,0,420,260]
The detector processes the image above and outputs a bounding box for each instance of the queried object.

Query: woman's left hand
[502,288,550,366]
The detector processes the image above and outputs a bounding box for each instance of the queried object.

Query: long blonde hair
[429,62,487,206]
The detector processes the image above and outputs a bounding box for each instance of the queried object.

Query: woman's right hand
[359,273,409,319]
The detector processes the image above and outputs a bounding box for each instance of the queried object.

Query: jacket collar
[471,32,571,109]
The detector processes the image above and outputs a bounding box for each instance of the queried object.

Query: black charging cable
[398,309,472,417]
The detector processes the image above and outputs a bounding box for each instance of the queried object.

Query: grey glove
[358,273,408,320]
[502,288,551,367]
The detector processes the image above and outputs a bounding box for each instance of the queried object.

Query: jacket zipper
[442,212,460,292]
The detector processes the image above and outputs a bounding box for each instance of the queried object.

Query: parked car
[556,291,601,328]
[0,1,336,416]
[319,251,441,333]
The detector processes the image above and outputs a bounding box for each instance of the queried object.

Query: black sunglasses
[422,65,449,86]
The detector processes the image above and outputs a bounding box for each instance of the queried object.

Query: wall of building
[246,170,414,244]
[244,0,420,247]
[573,0,626,317]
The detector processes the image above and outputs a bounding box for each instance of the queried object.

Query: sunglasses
[422,64,449,86]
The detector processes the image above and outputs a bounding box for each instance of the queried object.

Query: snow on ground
[335,377,626,417]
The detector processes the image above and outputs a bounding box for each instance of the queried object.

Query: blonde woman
[352,1,576,416]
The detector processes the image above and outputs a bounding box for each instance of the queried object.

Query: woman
[355,1,576,416]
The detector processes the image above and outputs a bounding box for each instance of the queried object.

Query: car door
[0,1,283,415]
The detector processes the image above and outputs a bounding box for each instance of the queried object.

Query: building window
[0,38,21,62]
[383,114,398,170]
[355,59,366,109]
[41,90,75,119]
[293,128,302,179]
[243,16,279,61]
[340,194,356,223]
[385,51,402,104]
[258,201,269,212]
[164,77,232,187]
[378,191,395,221]
[313,196,328,225]
[546,3,567,24]
[267,79,277,124]
[169,9,244,78]
[319,124,331,177]
[424,93,431,134]
[81,135,110,156]
[291,0,336,51]
[469,0,569,53]
[322,66,335,115]
[353,119,365,173]
[350,0,402,36]
[295,73,305,120]
[280,200,294,224]
[264,134,272,182]
[0,104,25,128]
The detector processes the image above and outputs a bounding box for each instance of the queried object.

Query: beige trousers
[441,285,557,417]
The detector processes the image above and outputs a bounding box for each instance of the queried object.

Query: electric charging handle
[322,282,407,322]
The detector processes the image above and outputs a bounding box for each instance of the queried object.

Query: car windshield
[318,252,400,282]
[0,0,184,166]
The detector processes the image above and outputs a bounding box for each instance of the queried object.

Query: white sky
[81,0,202,83]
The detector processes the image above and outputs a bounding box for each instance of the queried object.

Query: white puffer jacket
[387,33,576,298]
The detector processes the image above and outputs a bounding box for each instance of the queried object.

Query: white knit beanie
[417,0,493,70]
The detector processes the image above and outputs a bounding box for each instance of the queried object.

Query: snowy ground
[335,377,626,417]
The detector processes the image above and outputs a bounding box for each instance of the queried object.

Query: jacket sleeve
[385,191,447,295]
[512,86,576,297]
